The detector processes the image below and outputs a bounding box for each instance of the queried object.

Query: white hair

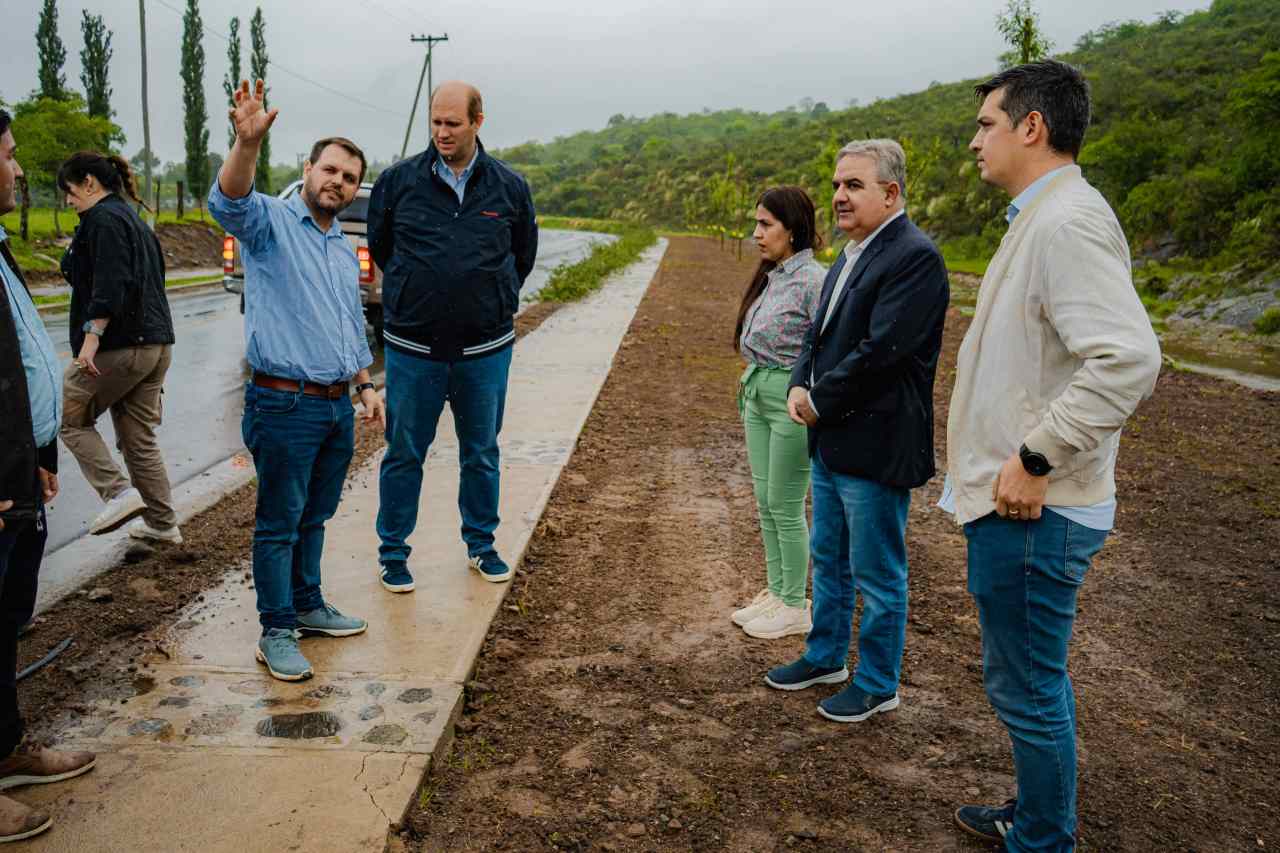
[836,139,907,198]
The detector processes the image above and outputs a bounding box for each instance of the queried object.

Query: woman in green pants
[732,186,825,639]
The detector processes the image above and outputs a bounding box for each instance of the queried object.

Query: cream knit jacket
[945,165,1162,525]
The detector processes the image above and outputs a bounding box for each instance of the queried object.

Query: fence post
[155,182,162,220]
[176,181,185,220]
[18,176,29,242]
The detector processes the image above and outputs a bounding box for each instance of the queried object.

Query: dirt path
[401,237,1279,852]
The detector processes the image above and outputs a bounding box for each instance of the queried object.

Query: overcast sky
[1,0,1209,167]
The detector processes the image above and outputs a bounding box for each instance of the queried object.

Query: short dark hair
[975,60,1091,158]
[0,110,11,138]
[308,136,366,183]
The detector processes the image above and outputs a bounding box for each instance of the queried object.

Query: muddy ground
[396,237,1279,852]
[16,304,563,739]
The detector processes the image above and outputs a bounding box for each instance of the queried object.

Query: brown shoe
[0,795,51,842]
[0,748,96,791]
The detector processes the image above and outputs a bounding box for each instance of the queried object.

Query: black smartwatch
[354,382,376,395]
[1019,443,1053,477]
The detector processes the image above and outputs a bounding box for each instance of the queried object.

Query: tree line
[498,0,1280,275]
[1,0,275,238]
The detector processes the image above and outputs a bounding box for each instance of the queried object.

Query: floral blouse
[738,248,825,369]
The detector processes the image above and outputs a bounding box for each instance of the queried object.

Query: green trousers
[739,364,811,608]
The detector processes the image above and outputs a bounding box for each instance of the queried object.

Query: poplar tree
[249,7,271,193]
[80,11,114,119]
[222,17,241,148]
[36,0,68,100]
[181,0,210,200]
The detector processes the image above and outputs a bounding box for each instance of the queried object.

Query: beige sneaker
[731,588,777,627]
[743,599,813,639]
[89,487,146,535]
[127,517,184,544]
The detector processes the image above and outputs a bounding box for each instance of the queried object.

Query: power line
[150,0,402,119]
[357,0,421,31]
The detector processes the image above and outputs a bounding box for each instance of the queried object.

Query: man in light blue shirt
[210,79,385,682]
[1,224,61,447]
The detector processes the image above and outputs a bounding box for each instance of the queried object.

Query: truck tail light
[222,236,235,274]
[357,246,374,284]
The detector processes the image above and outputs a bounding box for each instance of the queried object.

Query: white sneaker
[89,488,146,535]
[127,517,183,544]
[731,588,778,627]
[743,599,813,640]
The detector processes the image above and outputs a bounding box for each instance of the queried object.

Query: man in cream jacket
[945,61,1161,852]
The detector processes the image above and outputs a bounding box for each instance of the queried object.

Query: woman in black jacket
[57,151,180,543]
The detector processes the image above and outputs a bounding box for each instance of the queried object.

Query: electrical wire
[150,0,402,119]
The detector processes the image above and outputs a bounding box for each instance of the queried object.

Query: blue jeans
[803,453,910,696]
[0,506,43,758]
[965,509,1108,853]
[377,345,512,564]
[242,385,355,630]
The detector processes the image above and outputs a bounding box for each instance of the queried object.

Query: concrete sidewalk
[21,240,669,853]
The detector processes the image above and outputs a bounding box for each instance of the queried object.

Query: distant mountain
[500,0,1280,265]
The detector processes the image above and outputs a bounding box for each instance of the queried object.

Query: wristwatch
[1019,443,1053,477]
[354,382,376,395]
[82,321,104,337]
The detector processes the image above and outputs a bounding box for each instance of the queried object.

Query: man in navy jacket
[368,81,538,591]
[763,139,949,724]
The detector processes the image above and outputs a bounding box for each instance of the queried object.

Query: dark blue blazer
[790,213,950,488]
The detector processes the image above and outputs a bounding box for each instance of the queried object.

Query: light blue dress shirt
[209,179,373,384]
[434,149,478,204]
[938,166,1115,531]
[1,225,62,446]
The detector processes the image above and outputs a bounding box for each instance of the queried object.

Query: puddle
[366,682,386,697]
[396,688,434,704]
[169,675,205,688]
[128,718,174,738]
[357,705,384,721]
[363,724,408,746]
[131,676,157,696]
[255,711,344,740]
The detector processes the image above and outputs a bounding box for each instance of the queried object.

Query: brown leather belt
[252,373,349,399]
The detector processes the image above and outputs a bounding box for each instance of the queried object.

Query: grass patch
[537,223,657,303]
[537,215,636,237]
[944,255,990,276]
[1253,306,1280,335]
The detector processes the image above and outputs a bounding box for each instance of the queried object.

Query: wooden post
[18,176,29,242]
[176,181,184,219]
[155,182,162,218]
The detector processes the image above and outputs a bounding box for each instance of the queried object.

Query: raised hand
[229,79,279,144]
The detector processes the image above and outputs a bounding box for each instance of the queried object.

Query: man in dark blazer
[763,139,950,724]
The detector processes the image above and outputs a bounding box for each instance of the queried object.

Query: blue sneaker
[764,658,849,691]
[817,683,900,722]
[297,603,368,637]
[954,799,1017,843]
[380,562,415,593]
[468,552,512,583]
[255,628,313,681]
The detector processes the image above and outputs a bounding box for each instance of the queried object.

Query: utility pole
[138,0,154,226]
[400,33,448,160]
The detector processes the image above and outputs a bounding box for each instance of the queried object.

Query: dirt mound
[23,221,224,285]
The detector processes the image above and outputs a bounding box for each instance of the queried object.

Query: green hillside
[499,0,1280,271]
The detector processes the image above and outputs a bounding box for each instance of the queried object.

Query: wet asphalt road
[41,229,611,553]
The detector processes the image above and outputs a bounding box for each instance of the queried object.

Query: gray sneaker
[255,628,313,681]
[296,603,368,638]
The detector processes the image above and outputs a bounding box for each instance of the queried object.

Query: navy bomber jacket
[368,141,538,362]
